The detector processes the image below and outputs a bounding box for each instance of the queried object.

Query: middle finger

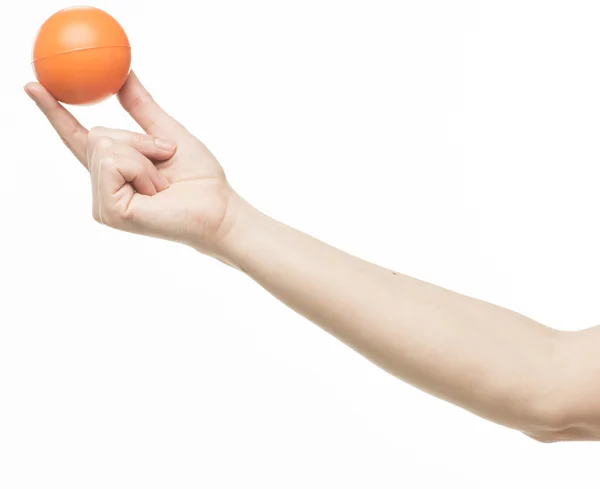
[87,126,177,163]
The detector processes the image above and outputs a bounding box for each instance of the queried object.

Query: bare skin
[24,72,598,443]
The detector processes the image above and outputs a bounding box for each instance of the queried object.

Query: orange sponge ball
[32,6,131,105]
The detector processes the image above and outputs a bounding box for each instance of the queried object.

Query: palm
[157,136,224,182]
[146,134,233,248]
[148,178,232,248]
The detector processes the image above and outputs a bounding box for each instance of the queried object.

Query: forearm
[218,200,564,435]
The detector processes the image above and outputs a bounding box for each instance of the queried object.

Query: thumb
[117,70,187,139]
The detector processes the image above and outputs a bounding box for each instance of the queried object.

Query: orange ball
[32,6,131,105]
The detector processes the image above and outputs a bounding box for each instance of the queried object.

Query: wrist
[204,192,268,271]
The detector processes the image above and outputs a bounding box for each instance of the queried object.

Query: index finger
[24,82,89,168]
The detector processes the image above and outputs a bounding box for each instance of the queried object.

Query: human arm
[25,73,592,442]
[219,199,572,441]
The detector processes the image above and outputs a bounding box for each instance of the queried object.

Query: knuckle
[99,155,116,168]
[121,206,136,222]
[131,132,146,144]
[92,139,115,166]
[88,126,106,137]
[59,134,71,148]
[59,121,83,148]
[87,127,106,146]
[96,137,114,150]
[128,90,152,111]
[89,139,113,161]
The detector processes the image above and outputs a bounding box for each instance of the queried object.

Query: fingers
[87,126,177,162]
[116,70,186,138]
[24,82,88,166]
[89,136,169,202]
[111,141,171,193]
[89,137,170,227]
[24,82,177,171]
[89,138,132,226]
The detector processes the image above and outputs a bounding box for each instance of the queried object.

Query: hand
[24,71,244,259]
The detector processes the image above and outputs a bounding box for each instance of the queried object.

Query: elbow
[521,401,572,443]
[522,395,595,443]
[520,333,586,443]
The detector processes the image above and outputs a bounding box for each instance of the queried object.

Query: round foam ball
[32,6,131,105]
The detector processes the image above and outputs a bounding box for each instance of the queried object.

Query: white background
[2,0,600,487]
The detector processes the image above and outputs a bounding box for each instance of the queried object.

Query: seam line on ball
[32,45,131,63]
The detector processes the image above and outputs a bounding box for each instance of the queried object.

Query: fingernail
[154,138,176,151]
[159,173,170,189]
[24,85,35,101]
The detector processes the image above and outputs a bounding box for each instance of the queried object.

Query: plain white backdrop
[3,0,600,487]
